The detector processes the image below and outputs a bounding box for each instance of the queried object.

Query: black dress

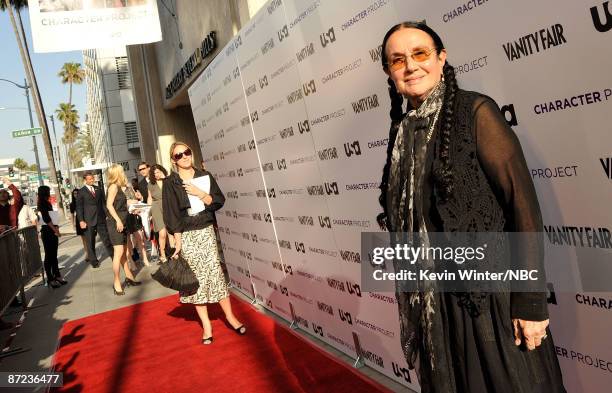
[124,187,143,234]
[387,90,565,393]
[38,200,60,281]
[105,187,129,246]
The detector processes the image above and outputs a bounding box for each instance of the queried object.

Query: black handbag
[151,255,199,293]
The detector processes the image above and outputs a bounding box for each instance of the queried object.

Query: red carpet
[51,294,391,393]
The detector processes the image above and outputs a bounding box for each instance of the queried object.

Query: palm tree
[76,124,94,160]
[0,0,26,12]
[58,62,85,105]
[68,146,83,169]
[2,0,65,212]
[13,158,29,171]
[56,103,80,166]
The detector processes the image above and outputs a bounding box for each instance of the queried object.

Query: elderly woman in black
[38,186,67,288]
[163,141,245,344]
[377,22,565,392]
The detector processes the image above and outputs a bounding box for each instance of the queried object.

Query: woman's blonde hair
[169,141,195,171]
[106,164,128,187]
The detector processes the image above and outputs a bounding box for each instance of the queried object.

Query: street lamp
[0,78,44,186]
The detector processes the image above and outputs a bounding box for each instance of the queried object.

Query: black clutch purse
[151,255,199,293]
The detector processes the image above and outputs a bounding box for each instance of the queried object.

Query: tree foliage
[77,125,94,160]
[58,62,85,104]
[13,157,28,170]
[0,1,29,12]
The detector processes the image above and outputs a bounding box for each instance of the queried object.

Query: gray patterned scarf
[387,80,445,371]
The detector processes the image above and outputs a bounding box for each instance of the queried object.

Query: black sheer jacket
[162,168,225,234]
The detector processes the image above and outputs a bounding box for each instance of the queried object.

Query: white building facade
[83,47,142,178]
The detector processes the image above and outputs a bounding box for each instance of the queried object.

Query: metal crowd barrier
[0,229,22,316]
[16,226,43,281]
[0,226,43,359]
[0,226,43,318]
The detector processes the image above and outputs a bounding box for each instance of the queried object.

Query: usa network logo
[302,80,317,96]
[500,103,518,126]
[319,27,336,48]
[324,181,340,195]
[344,141,362,157]
[277,24,289,42]
[591,2,612,32]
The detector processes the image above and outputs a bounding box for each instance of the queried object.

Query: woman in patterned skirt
[162,141,246,344]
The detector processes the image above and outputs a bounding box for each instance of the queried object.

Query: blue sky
[0,7,86,168]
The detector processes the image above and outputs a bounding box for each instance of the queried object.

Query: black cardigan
[162,169,225,234]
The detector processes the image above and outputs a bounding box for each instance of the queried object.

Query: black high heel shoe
[230,324,246,335]
[113,285,125,296]
[57,278,68,285]
[202,336,214,345]
[124,278,142,287]
[49,280,61,289]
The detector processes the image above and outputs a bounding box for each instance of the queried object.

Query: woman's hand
[513,318,549,350]
[53,226,61,237]
[135,190,143,201]
[116,221,124,233]
[182,182,205,198]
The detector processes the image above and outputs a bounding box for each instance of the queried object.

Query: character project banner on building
[29,0,162,53]
[189,0,612,391]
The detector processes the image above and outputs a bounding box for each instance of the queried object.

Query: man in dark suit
[76,172,113,267]
[137,162,150,203]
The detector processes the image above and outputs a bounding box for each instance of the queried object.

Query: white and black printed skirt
[179,225,229,304]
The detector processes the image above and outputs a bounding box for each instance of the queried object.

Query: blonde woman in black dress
[163,141,246,344]
[106,164,142,295]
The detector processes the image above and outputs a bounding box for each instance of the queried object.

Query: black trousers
[41,225,60,281]
[83,220,114,264]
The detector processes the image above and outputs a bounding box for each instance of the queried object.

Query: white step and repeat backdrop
[188,1,612,391]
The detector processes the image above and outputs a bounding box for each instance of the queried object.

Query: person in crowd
[137,162,150,203]
[137,163,153,240]
[76,172,114,268]
[377,21,565,392]
[17,201,38,229]
[69,189,90,261]
[37,186,66,289]
[147,164,169,263]
[0,177,23,228]
[105,164,141,295]
[131,178,142,200]
[125,180,150,268]
[163,142,245,344]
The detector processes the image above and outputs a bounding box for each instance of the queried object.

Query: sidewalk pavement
[0,219,409,393]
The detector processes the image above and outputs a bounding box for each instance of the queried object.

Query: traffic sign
[12,127,42,138]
